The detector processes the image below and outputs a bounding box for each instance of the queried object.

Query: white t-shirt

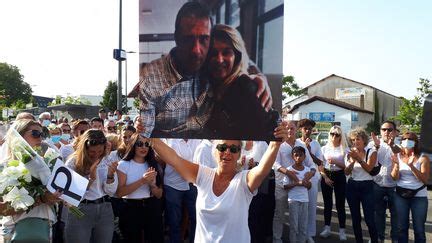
[164,139,201,190]
[367,140,396,187]
[193,139,217,168]
[273,141,315,187]
[60,143,75,161]
[117,159,151,199]
[241,141,268,170]
[321,144,346,172]
[345,147,375,181]
[194,166,256,243]
[397,154,427,197]
[283,165,310,202]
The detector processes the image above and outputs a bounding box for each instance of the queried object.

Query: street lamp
[124,51,136,112]
[117,0,123,111]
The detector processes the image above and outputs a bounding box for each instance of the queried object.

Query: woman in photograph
[116,133,164,243]
[203,24,280,140]
[391,132,429,243]
[64,129,118,243]
[149,122,288,242]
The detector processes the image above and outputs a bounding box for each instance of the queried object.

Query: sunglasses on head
[135,140,151,148]
[381,128,394,132]
[330,132,341,137]
[29,130,43,138]
[86,138,107,146]
[216,144,241,153]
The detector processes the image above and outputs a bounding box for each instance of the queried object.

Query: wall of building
[289,100,372,133]
[376,89,402,123]
[307,76,375,112]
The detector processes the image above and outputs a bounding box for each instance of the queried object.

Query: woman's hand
[40,190,62,205]
[323,176,334,187]
[0,201,22,216]
[107,161,118,178]
[273,121,289,143]
[407,151,416,168]
[348,148,362,162]
[141,167,157,185]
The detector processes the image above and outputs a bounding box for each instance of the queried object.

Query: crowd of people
[0,110,429,243]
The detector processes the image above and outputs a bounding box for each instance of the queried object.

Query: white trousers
[307,173,320,237]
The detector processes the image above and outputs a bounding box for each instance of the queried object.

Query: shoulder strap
[366,148,371,161]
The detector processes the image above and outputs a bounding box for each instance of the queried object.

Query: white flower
[3,186,35,211]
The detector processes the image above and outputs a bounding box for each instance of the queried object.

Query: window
[229,0,240,27]
[256,16,283,73]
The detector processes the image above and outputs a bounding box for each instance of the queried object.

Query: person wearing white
[390,132,429,243]
[272,121,315,243]
[319,125,348,241]
[116,134,164,243]
[296,119,324,243]
[164,139,201,243]
[147,122,288,243]
[344,128,378,243]
[369,121,401,243]
[193,139,217,168]
[64,129,118,243]
[282,146,311,243]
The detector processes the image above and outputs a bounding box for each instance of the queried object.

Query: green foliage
[0,62,33,107]
[391,78,431,133]
[133,98,140,109]
[100,80,127,112]
[282,76,305,100]
[49,95,91,106]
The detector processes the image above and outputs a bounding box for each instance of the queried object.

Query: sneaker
[339,228,347,241]
[307,237,315,243]
[320,226,331,238]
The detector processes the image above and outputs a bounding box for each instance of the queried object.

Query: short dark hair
[298,118,316,128]
[291,146,306,156]
[99,108,106,113]
[91,117,104,124]
[381,120,396,130]
[174,2,211,41]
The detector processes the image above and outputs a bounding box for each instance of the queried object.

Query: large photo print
[136,0,283,140]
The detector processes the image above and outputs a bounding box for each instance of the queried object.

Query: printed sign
[335,87,365,100]
[46,159,89,207]
[309,112,335,122]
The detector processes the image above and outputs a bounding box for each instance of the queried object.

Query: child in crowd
[283,146,312,243]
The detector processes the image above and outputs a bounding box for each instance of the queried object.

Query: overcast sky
[0,0,430,100]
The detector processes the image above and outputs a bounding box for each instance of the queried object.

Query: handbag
[365,148,382,176]
[396,185,426,199]
[11,217,51,243]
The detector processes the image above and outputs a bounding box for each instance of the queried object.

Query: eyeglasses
[86,138,107,146]
[330,133,341,137]
[381,128,394,132]
[28,130,43,138]
[135,140,151,148]
[216,144,241,153]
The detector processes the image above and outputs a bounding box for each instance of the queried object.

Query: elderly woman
[203,24,280,140]
[391,132,430,243]
[149,122,287,242]
[0,119,60,242]
[344,127,379,243]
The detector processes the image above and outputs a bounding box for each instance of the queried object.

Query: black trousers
[320,169,346,228]
[120,197,164,243]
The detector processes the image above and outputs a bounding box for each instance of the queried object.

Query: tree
[282,75,305,100]
[100,81,127,112]
[392,78,431,133]
[0,62,33,107]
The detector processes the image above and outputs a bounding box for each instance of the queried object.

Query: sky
[0,1,430,100]
[284,0,432,99]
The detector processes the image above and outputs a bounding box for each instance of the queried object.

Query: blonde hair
[105,133,120,151]
[72,129,107,176]
[327,125,348,151]
[209,24,250,96]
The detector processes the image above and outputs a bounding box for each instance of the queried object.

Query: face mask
[42,120,51,127]
[108,116,114,121]
[61,134,71,141]
[113,115,118,120]
[401,139,415,149]
[51,135,62,144]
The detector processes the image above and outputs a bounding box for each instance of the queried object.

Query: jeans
[65,201,114,243]
[346,179,378,243]
[164,185,197,243]
[321,170,346,228]
[373,183,398,241]
[394,194,428,243]
[288,201,308,243]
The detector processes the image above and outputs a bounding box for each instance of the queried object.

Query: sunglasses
[381,128,394,132]
[86,138,107,146]
[216,144,241,153]
[135,140,151,148]
[29,130,43,138]
[330,132,341,137]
